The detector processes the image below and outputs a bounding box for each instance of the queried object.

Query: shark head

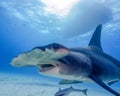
[10,43,72,77]
[10,43,92,79]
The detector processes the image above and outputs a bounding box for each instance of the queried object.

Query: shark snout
[10,54,30,67]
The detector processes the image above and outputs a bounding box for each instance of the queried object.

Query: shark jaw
[38,64,56,72]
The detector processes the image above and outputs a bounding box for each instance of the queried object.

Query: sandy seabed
[0,73,119,96]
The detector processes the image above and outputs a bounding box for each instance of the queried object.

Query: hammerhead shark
[55,86,88,96]
[10,25,120,96]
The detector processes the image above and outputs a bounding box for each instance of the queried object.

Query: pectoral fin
[89,74,120,96]
[59,79,83,85]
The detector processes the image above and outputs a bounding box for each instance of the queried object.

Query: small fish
[55,86,88,96]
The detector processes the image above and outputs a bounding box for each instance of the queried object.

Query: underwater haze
[0,0,120,96]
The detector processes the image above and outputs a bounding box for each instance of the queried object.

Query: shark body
[11,25,120,96]
[55,86,88,96]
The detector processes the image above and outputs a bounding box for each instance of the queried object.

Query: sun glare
[41,0,79,16]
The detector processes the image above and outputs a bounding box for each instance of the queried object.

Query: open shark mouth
[38,64,56,72]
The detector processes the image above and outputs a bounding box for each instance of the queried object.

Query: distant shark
[55,86,88,96]
[11,25,120,96]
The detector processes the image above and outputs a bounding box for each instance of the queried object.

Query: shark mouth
[38,64,56,72]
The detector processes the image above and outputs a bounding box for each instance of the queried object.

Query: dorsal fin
[89,25,103,51]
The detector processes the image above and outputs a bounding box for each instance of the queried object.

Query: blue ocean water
[0,0,120,96]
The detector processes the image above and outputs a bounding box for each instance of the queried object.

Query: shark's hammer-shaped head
[10,43,92,79]
[10,43,72,77]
